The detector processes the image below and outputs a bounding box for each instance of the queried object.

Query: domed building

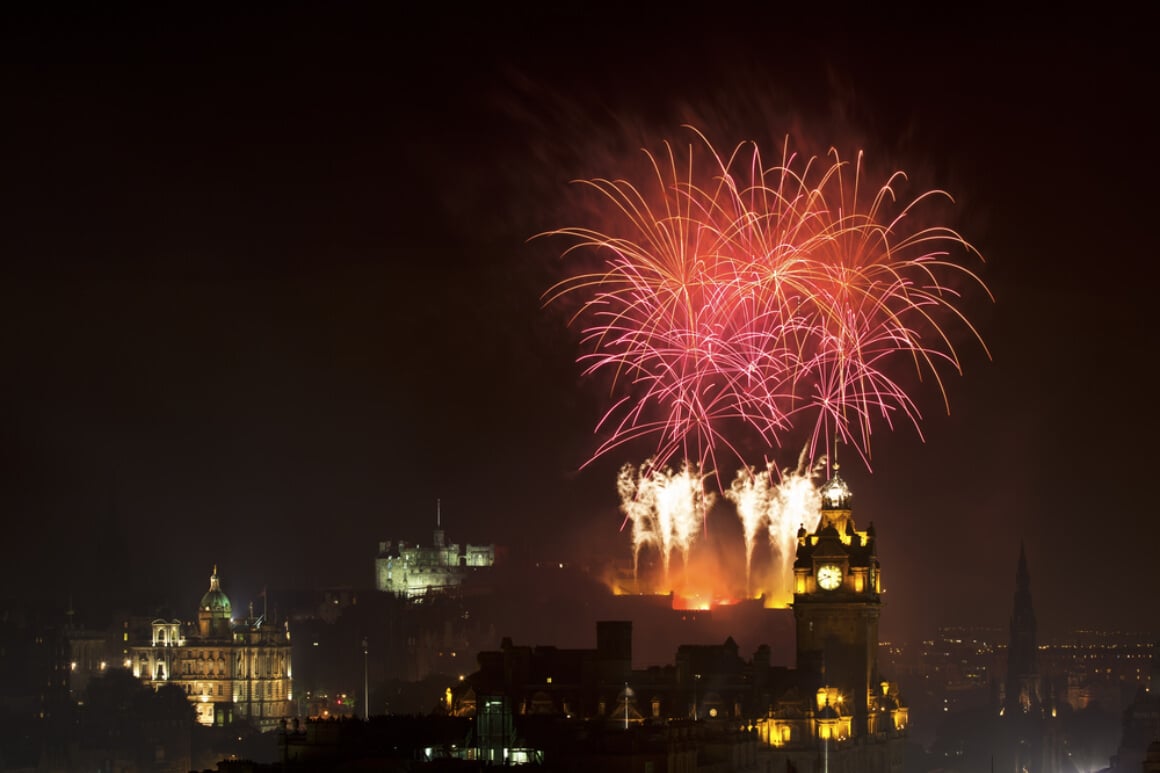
[129,566,293,730]
[198,565,233,638]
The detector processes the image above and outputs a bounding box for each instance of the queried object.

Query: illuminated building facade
[448,471,907,773]
[129,567,293,730]
[375,511,496,599]
[756,469,907,773]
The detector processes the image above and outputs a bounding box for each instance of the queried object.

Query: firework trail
[725,448,825,596]
[617,460,715,587]
[541,126,991,482]
[725,464,771,594]
[544,126,990,604]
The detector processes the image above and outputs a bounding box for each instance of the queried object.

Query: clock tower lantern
[792,468,883,737]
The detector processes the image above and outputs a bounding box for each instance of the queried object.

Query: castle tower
[791,469,883,737]
[1004,542,1040,717]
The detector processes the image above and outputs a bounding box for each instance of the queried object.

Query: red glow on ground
[607,556,774,611]
[670,592,740,611]
[603,516,800,612]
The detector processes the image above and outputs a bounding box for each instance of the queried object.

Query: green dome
[200,566,232,613]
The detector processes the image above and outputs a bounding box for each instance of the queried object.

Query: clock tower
[792,468,883,737]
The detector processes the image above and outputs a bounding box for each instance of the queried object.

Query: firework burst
[541,126,990,606]
[541,127,991,482]
[617,460,715,585]
[725,449,826,597]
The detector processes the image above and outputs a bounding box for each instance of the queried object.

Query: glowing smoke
[618,460,715,584]
[615,452,827,607]
[725,451,825,600]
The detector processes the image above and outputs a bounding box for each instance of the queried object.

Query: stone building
[758,468,907,773]
[1105,649,1160,773]
[129,566,293,730]
[449,469,908,773]
[375,506,496,599]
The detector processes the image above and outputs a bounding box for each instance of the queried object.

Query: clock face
[817,564,842,591]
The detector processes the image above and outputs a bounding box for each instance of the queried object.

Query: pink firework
[541,126,991,482]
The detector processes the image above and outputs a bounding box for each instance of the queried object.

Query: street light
[362,637,369,721]
[694,673,701,721]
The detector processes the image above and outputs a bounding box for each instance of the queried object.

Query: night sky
[1,6,1156,644]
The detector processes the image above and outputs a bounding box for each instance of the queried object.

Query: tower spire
[831,432,840,479]
[433,500,445,548]
[1005,541,1039,717]
[1016,541,1030,590]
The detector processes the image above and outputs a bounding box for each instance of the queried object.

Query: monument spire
[1005,541,1039,717]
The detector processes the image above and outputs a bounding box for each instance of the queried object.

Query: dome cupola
[820,467,852,510]
[200,565,232,613]
[197,565,233,638]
